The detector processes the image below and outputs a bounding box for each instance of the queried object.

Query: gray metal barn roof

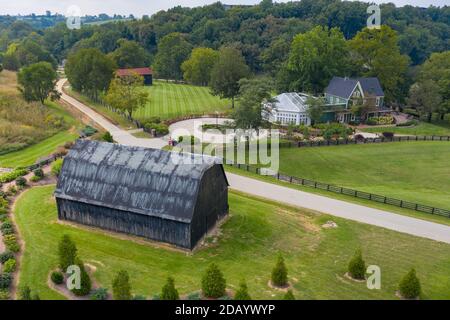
[54,140,228,223]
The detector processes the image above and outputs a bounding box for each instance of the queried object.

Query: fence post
[400,200,403,208]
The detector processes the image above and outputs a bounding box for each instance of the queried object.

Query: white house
[263,92,312,126]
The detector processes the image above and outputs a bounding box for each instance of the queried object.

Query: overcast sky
[0,1,447,16]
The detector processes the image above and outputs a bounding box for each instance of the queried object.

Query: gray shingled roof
[357,77,384,96]
[54,140,228,223]
[325,77,384,99]
[325,77,358,99]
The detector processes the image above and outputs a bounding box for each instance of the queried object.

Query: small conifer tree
[112,270,132,300]
[71,259,92,296]
[399,268,421,299]
[58,235,77,272]
[201,263,226,298]
[348,249,366,280]
[161,277,179,300]
[234,280,251,300]
[271,254,288,287]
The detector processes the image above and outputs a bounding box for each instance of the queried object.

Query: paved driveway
[56,79,167,150]
[56,79,450,244]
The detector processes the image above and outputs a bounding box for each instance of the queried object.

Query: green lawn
[253,142,450,211]
[362,122,450,136]
[15,186,450,300]
[134,81,231,121]
[0,131,77,168]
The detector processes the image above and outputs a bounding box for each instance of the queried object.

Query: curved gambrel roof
[55,140,228,223]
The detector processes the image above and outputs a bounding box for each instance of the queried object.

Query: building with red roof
[116,67,153,86]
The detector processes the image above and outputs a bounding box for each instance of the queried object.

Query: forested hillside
[0,0,448,107]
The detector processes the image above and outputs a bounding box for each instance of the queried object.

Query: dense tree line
[0,1,448,116]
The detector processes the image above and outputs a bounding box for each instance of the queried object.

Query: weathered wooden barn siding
[55,140,229,250]
[56,198,191,248]
[190,165,229,248]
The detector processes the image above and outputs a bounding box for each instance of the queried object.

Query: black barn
[55,140,229,249]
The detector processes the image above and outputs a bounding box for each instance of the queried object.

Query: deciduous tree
[104,73,149,118]
[65,48,116,98]
[109,39,151,68]
[407,80,442,122]
[288,26,350,94]
[182,47,219,86]
[153,33,192,80]
[234,77,273,129]
[210,47,250,108]
[18,61,58,104]
[349,25,410,104]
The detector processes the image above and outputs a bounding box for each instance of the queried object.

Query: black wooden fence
[279,135,450,148]
[26,155,62,171]
[226,162,450,218]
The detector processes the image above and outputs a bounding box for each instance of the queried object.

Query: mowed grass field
[15,186,450,300]
[0,131,77,168]
[273,141,450,210]
[134,81,231,121]
[0,100,79,168]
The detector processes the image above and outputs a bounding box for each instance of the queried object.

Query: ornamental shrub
[0,220,13,230]
[0,169,28,184]
[271,254,288,287]
[102,131,114,143]
[161,277,179,300]
[15,176,27,187]
[1,227,14,236]
[234,280,251,300]
[33,168,44,178]
[30,176,41,183]
[201,263,226,299]
[4,234,19,252]
[0,273,12,289]
[283,290,295,300]
[51,159,64,177]
[3,259,16,273]
[0,251,14,264]
[51,271,64,285]
[90,288,108,300]
[112,270,132,300]
[399,268,421,299]
[0,289,9,300]
[71,259,92,296]
[187,292,201,300]
[0,197,8,209]
[348,250,366,280]
[58,234,77,271]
